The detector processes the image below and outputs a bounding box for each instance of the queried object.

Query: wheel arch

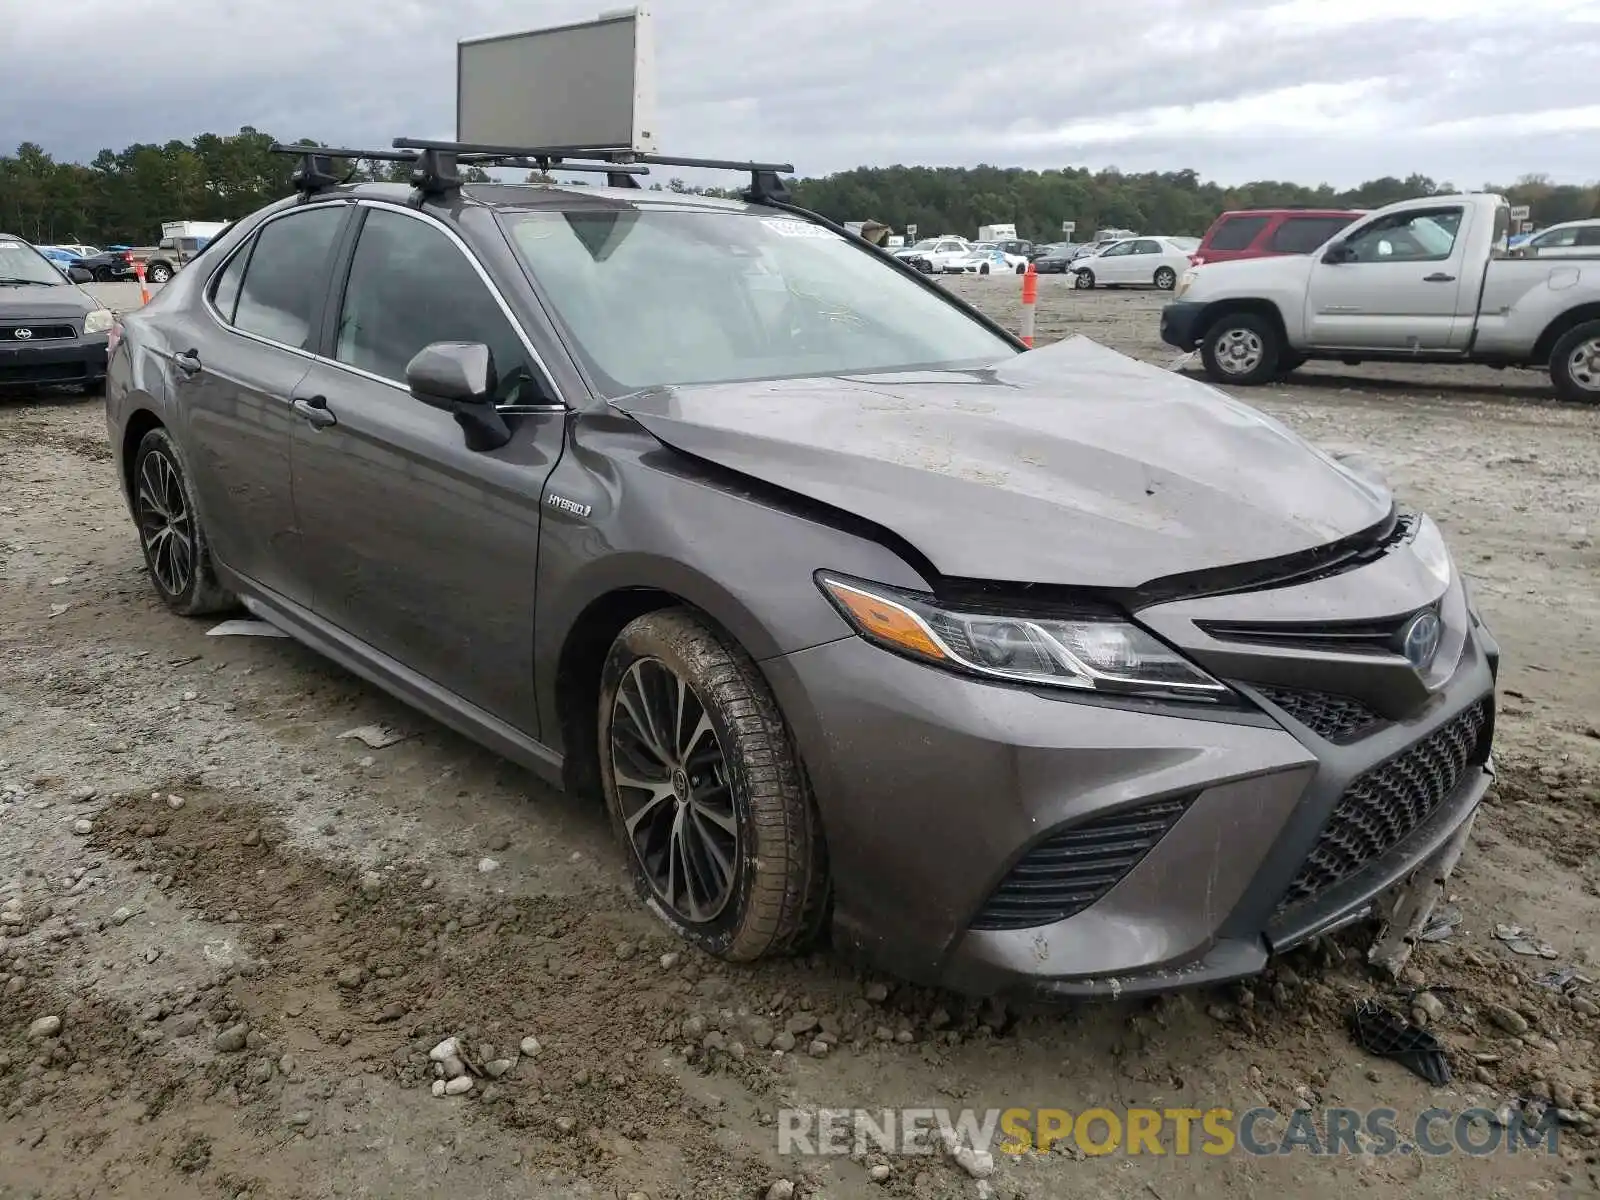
[544,559,811,800]
[1194,298,1288,348]
[119,407,166,508]
[1532,303,1600,367]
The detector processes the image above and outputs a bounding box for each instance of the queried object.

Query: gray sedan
[104,167,1498,999]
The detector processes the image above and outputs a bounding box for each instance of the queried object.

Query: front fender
[532,412,931,750]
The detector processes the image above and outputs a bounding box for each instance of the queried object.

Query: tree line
[4,126,1597,247]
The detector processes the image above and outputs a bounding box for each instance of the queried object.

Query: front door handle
[1422,272,1456,283]
[291,394,336,428]
[172,348,201,374]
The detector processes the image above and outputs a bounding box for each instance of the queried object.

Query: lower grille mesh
[971,797,1191,931]
[1277,701,1489,913]
[1258,685,1385,743]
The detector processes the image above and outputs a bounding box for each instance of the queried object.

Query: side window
[232,206,346,350]
[209,244,250,324]
[1207,216,1269,251]
[1577,227,1600,247]
[1533,227,1578,249]
[333,206,543,405]
[1269,217,1357,254]
[1343,207,1463,263]
[1102,242,1134,257]
[1131,239,1161,254]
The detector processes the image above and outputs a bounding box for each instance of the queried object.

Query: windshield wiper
[0,277,57,286]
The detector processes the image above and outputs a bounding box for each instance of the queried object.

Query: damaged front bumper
[762,529,1499,1000]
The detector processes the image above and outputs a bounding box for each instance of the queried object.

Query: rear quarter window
[1205,215,1270,252]
[1268,216,1358,254]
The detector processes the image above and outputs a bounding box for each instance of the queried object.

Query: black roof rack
[270,141,794,204]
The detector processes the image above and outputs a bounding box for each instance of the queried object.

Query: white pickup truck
[1160,192,1600,402]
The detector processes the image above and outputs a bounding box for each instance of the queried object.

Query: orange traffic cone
[1020,262,1038,347]
[135,261,151,305]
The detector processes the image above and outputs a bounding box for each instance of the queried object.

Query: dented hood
[610,337,1392,589]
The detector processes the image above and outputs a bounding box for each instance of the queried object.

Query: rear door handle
[291,394,336,428]
[1422,273,1456,283]
[172,348,201,374]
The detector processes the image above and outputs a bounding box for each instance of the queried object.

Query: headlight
[1174,270,1197,298]
[83,308,115,335]
[817,574,1232,703]
[1410,514,1454,588]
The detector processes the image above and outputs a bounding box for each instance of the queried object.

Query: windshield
[908,239,939,251]
[503,209,1017,395]
[0,238,69,285]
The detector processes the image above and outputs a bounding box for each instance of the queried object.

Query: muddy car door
[179,202,352,607]
[287,202,566,732]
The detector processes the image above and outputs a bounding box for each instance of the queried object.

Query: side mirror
[68,266,93,283]
[405,341,511,452]
[1322,242,1355,265]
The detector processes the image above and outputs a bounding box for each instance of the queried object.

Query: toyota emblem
[13,328,32,340]
[1400,610,1443,670]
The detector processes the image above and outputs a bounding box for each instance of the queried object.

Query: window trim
[201,198,566,413]
[1339,205,1466,265]
[202,201,353,362]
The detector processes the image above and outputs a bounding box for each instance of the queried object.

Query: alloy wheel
[135,449,194,596]
[1566,336,1600,393]
[1215,327,1265,375]
[609,656,739,923]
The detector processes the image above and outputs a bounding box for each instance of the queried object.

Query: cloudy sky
[6,0,1600,187]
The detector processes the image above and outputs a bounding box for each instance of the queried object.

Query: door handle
[1422,273,1456,283]
[291,394,336,428]
[172,348,201,373]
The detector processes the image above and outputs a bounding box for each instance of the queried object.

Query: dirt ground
[2,279,1598,1200]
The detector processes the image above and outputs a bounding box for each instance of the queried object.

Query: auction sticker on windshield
[761,218,841,239]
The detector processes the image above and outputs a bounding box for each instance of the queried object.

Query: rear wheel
[1015,262,1027,275]
[93,267,113,283]
[599,608,829,962]
[1074,269,1095,290]
[1200,312,1281,386]
[1154,267,1177,290]
[131,427,236,616]
[1550,320,1600,403]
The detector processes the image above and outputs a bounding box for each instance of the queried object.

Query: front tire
[599,608,829,962]
[1200,312,1281,386]
[1074,269,1095,290]
[131,427,236,616]
[978,263,990,276]
[1550,319,1600,403]
[147,263,172,284]
[1154,267,1177,290]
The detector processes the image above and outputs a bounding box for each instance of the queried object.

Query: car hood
[610,336,1392,589]
[1188,252,1316,295]
[0,283,97,317]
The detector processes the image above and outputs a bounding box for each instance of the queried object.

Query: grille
[1257,685,1384,743]
[971,797,1191,931]
[1276,701,1489,913]
[1,324,75,341]
[1199,610,1418,655]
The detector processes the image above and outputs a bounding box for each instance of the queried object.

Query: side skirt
[225,575,566,790]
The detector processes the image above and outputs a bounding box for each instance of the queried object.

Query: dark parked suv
[104,142,1497,998]
[1191,209,1365,266]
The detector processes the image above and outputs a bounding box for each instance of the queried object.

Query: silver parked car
[103,141,1498,999]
